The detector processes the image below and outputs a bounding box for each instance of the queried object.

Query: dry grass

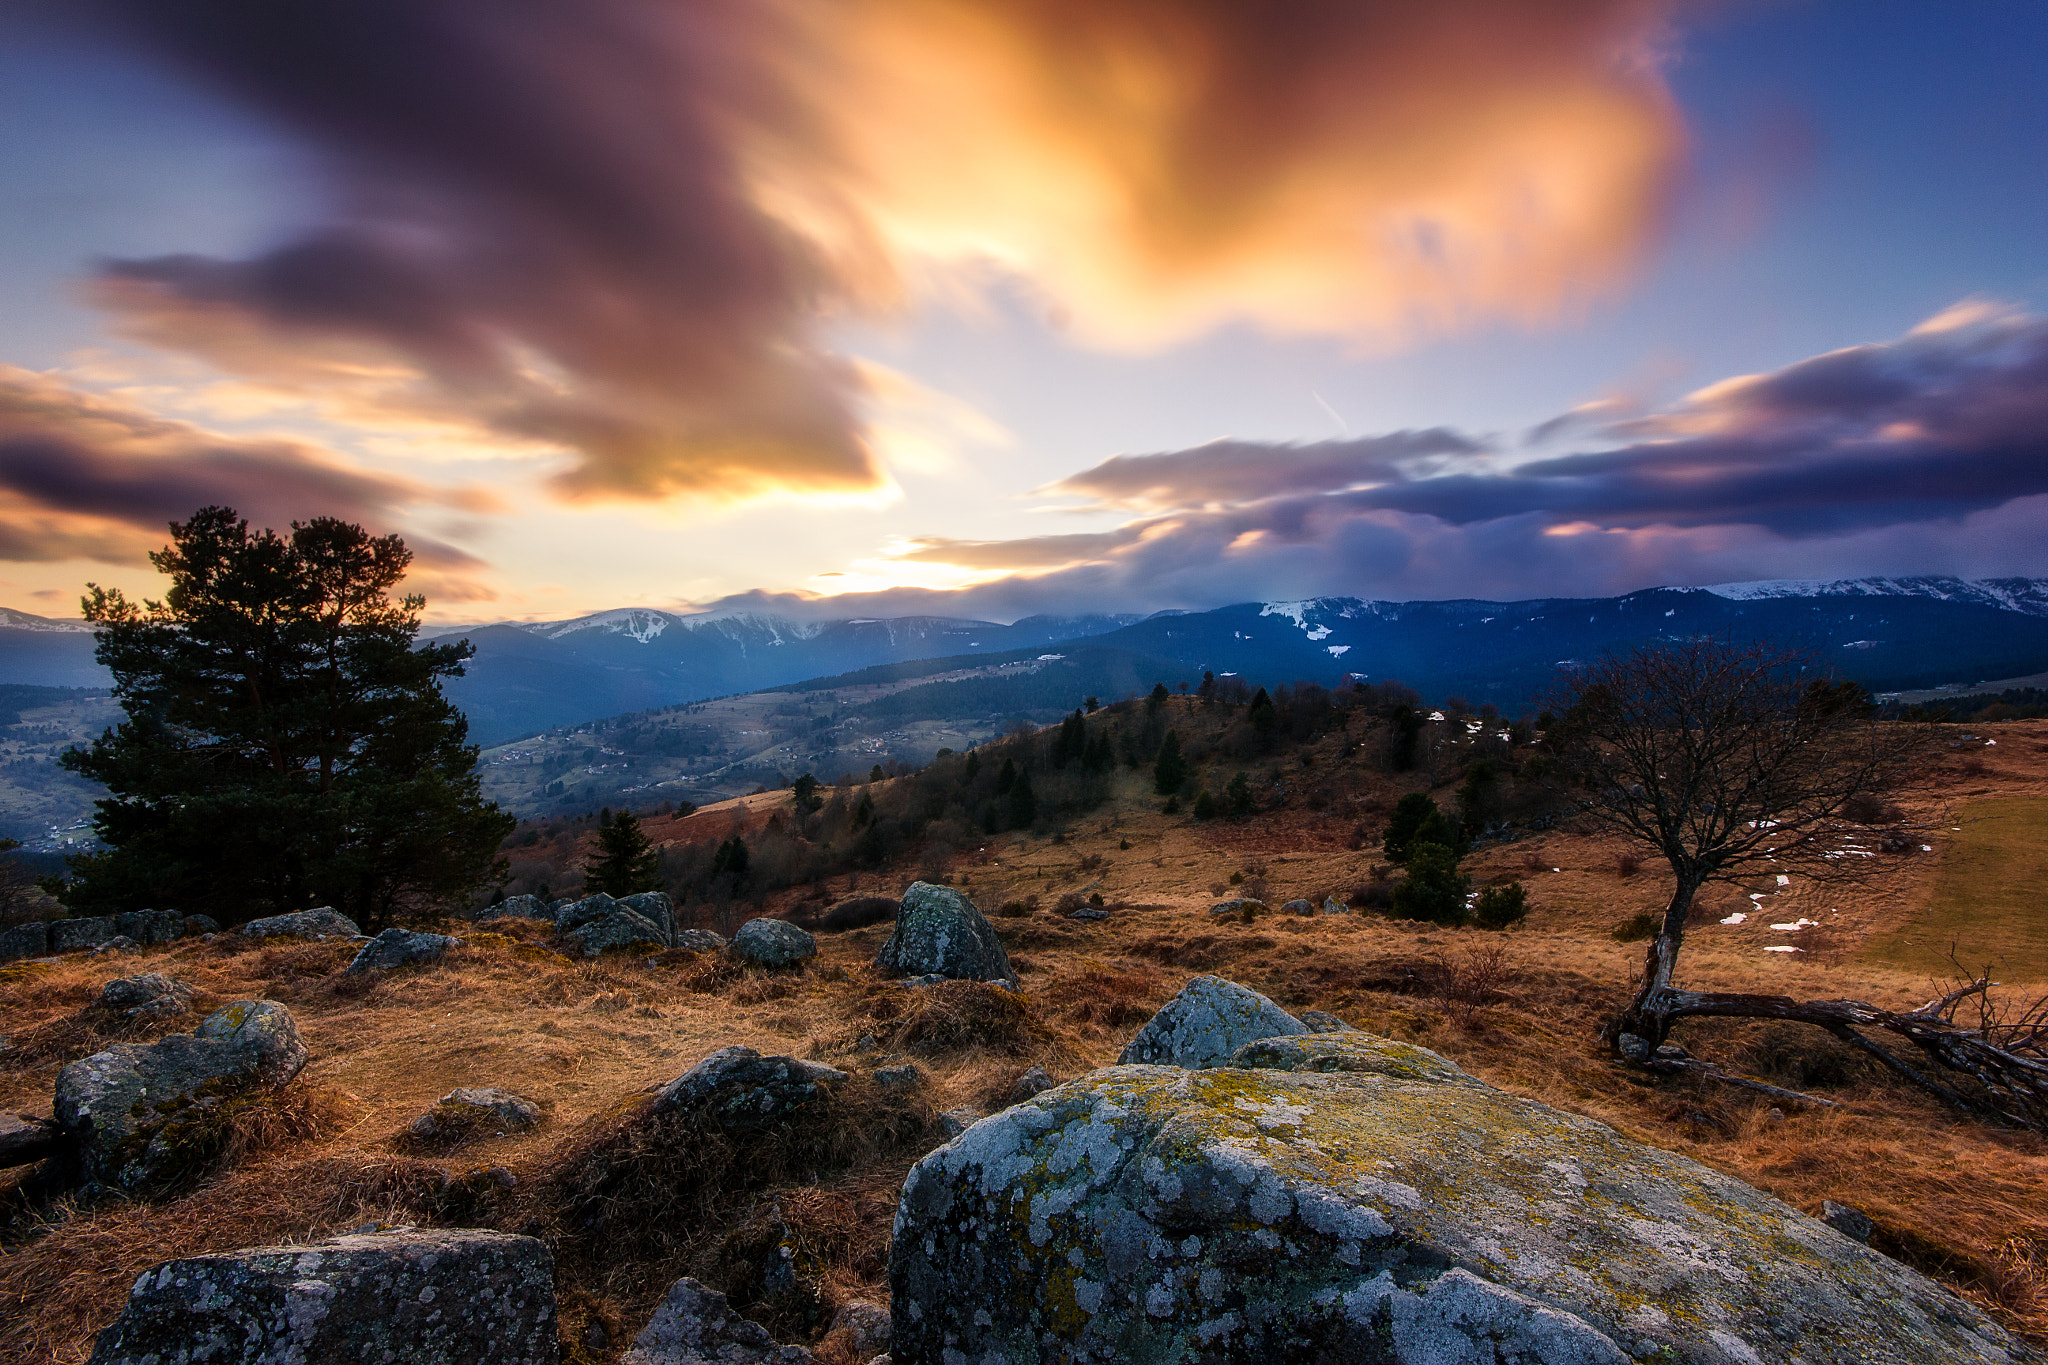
[6,720,2048,1360]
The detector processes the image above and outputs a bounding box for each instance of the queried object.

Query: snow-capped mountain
[1703,576,2048,616]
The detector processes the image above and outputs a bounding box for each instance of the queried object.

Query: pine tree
[584,809,660,895]
[1007,770,1037,829]
[1153,729,1187,795]
[54,507,510,929]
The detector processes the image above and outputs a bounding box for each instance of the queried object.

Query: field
[3,717,2047,1361]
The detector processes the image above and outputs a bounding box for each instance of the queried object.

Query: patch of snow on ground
[1763,946,1801,953]
[1327,645,1351,657]
[1720,913,1747,925]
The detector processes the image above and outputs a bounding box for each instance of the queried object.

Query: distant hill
[0,609,106,689]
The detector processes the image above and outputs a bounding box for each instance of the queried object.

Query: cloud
[866,303,2048,612]
[77,0,1685,503]
[1040,430,1484,510]
[0,365,495,578]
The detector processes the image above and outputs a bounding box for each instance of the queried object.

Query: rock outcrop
[87,1227,557,1365]
[1115,974,1305,1068]
[55,1000,308,1194]
[0,918,47,961]
[871,883,1017,987]
[51,916,118,953]
[651,1047,847,1130]
[240,907,361,940]
[409,1086,541,1140]
[345,927,460,974]
[730,917,817,969]
[620,1276,809,1365]
[113,909,185,945]
[888,1050,2029,1365]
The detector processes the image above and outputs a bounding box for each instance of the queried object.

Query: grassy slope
[1864,796,2048,979]
[5,722,2048,1361]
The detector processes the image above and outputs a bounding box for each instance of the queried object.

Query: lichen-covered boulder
[888,1058,2029,1365]
[0,918,48,961]
[51,916,118,952]
[872,882,1017,987]
[55,1000,308,1194]
[563,909,668,957]
[86,1227,557,1365]
[673,928,727,954]
[556,892,621,932]
[1116,974,1305,1068]
[620,1276,810,1364]
[619,891,677,941]
[113,908,185,945]
[731,917,817,969]
[1280,898,1315,916]
[345,927,460,974]
[1206,898,1265,918]
[1321,895,1349,916]
[240,907,361,939]
[97,972,196,1021]
[410,1086,541,1140]
[477,893,550,921]
[651,1046,847,1130]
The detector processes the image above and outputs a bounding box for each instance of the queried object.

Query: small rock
[873,1062,927,1091]
[1206,898,1266,918]
[1117,974,1306,1069]
[50,916,118,953]
[1006,1066,1056,1105]
[1821,1199,1876,1244]
[622,1276,811,1364]
[1280,898,1315,916]
[346,927,460,974]
[239,906,362,940]
[1320,895,1348,915]
[730,918,817,970]
[829,1300,890,1355]
[672,928,727,954]
[0,1112,62,1169]
[86,1227,557,1365]
[93,935,142,955]
[409,1086,542,1140]
[938,1105,980,1138]
[0,919,49,961]
[1068,906,1108,921]
[652,1047,848,1130]
[55,999,308,1194]
[96,973,195,1021]
[1298,1009,1357,1033]
[872,882,1017,987]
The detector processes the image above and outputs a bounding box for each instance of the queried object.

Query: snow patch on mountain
[1703,576,2048,617]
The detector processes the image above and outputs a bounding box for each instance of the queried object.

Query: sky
[1,0,2046,626]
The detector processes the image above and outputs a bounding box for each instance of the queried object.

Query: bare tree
[1540,640,2048,1124]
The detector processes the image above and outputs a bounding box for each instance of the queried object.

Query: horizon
[2,4,2047,625]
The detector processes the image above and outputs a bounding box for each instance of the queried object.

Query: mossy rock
[889,1049,2030,1364]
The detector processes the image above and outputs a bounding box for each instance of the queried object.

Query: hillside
[5,700,2048,1361]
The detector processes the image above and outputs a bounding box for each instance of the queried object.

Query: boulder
[345,927,460,974]
[113,909,185,945]
[94,936,142,955]
[51,916,118,952]
[0,918,48,961]
[86,1227,557,1365]
[0,1112,62,1169]
[556,892,621,933]
[619,892,677,941]
[651,1047,847,1130]
[888,1056,2027,1365]
[673,928,727,954]
[477,893,550,921]
[564,909,668,957]
[410,1086,541,1140]
[1116,974,1306,1069]
[620,1276,810,1365]
[871,882,1017,987]
[828,1300,891,1357]
[873,1062,927,1091]
[183,913,221,936]
[1299,1009,1358,1033]
[730,917,817,969]
[1321,895,1349,915]
[1281,898,1316,916]
[1206,898,1265,918]
[240,907,361,940]
[1069,907,1108,922]
[55,999,308,1194]
[96,972,196,1021]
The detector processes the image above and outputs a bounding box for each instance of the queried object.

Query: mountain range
[3,576,2045,744]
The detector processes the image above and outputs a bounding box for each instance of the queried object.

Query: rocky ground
[3,722,2046,1362]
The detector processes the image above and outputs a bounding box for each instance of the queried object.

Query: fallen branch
[1644,1055,1840,1110]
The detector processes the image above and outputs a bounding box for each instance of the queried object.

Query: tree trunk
[1609,875,1703,1060]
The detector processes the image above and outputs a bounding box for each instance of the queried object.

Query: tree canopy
[56,507,511,928]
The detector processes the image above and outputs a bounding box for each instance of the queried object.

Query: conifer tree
[1153,729,1187,795]
[584,809,661,896]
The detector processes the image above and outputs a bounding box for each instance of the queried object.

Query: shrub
[1192,790,1218,819]
[1389,842,1469,926]
[1611,912,1660,942]
[1472,882,1528,931]
[1383,793,1460,865]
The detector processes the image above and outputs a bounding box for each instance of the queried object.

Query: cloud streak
[77,0,1686,504]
